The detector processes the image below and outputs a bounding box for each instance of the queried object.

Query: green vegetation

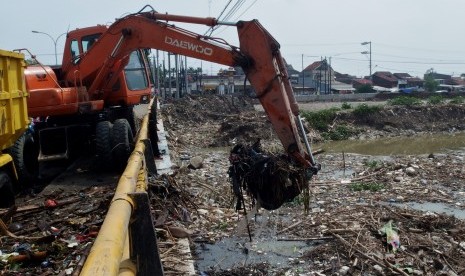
[424,74,439,92]
[450,96,464,104]
[352,103,382,116]
[301,108,339,132]
[350,182,384,192]
[322,125,353,141]
[363,159,379,169]
[215,221,229,231]
[388,96,422,106]
[427,95,445,105]
[355,84,374,94]
[341,102,352,109]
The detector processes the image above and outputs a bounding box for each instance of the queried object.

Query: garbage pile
[0,185,113,275]
[156,96,465,275]
[228,140,306,211]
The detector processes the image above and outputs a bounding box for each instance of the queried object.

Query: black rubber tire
[95,121,113,171]
[0,172,15,208]
[7,132,39,188]
[111,119,134,172]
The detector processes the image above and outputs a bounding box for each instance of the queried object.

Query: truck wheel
[95,121,113,171]
[7,132,39,188]
[0,172,15,208]
[111,119,134,172]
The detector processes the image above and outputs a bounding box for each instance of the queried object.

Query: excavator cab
[62,26,152,107]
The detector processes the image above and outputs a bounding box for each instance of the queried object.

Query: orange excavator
[19,6,319,205]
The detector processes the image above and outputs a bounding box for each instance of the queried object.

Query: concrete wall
[295,93,378,102]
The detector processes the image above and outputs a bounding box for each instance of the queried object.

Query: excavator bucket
[228,140,308,210]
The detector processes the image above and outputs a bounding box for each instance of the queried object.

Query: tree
[424,74,439,92]
[356,84,374,94]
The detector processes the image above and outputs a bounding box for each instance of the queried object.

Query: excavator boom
[62,10,317,170]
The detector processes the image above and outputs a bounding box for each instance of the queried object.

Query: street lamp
[361,41,372,78]
[31,30,67,65]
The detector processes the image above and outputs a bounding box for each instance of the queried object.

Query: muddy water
[390,202,465,220]
[195,237,317,272]
[195,210,321,273]
[318,132,465,155]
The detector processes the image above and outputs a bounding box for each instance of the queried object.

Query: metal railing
[80,98,163,276]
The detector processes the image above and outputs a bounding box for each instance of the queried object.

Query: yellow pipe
[80,154,145,274]
[118,233,136,276]
[80,153,141,275]
[81,110,153,275]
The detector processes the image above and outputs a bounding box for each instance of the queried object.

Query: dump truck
[0,49,36,207]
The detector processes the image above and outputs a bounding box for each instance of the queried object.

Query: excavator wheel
[111,119,134,172]
[7,132,39,188]
[0,172,15,208]
[95,121,113,171]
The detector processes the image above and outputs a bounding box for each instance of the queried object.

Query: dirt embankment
[162,95,465,146]
[341,104,465,132]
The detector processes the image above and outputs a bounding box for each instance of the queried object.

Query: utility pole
[156,50,160,92]
[329,57,332,94]
[302,54,305,95]
[361,41,372,79]
[168,53,172,98]
[163,53,166,99]
[175,54,180,99]
[152,54,157,93]
[185,56,189,94]
[200,61,203,93]
[323,57,328,94]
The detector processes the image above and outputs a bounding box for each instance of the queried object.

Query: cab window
[124,51,149,91]
[70,40,80,64]
[82,33,101,52]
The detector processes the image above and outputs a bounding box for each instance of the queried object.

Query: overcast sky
[1,0,464,78]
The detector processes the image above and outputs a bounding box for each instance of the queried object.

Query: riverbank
[157,95,465,275]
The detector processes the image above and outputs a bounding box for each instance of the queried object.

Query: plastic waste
[379,220,400,252]
[44,199,58,208]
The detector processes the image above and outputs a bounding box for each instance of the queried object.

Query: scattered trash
[379,220,400,253]
[44,199,58,208]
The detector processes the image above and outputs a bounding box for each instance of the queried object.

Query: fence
[80,98,164,276]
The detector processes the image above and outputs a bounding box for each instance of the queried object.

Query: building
[297,60,335,94]
[393,73,423,89]
[372,71,398,88]
[334,72,357,85]
[352,79,373,89]
[424,72,452,84]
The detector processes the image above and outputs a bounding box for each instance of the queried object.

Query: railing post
[141,139,158,175]
[149,98,161,156]
[128,192,164,276]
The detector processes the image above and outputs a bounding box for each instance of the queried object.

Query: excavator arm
[63,10,319,172]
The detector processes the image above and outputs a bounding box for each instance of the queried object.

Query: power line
[206,0,246,36]
[208,0,259,36]
[283,42,359,47]
[233,0,259,20]
[217,0,233,20]
[221,0,246,22]
[205,0,233,35]
[332,56,465,65]
[376,43,465,54]
[373,53,465,63]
